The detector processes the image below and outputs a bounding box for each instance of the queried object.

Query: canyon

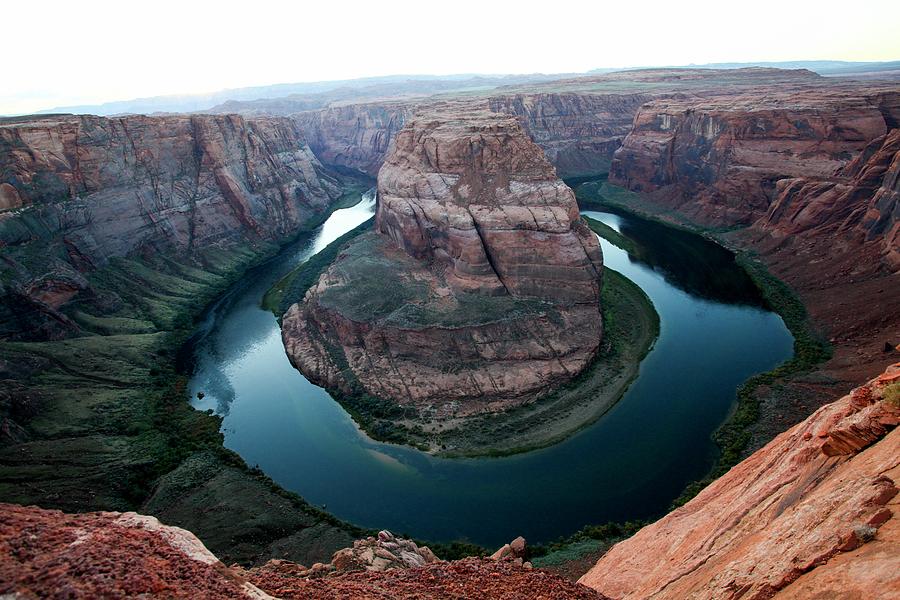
[0,113,347,340]
[1,66,899,597]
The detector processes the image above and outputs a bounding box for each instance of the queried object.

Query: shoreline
[269,226,660,458]
[569,176,831,507]
[0,177,376,567]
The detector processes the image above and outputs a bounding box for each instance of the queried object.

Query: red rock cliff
[579,363,900,599]
[0,114,343,339]
[609,88,900,227]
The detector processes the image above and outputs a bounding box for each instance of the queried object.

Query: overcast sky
[5,0,900,115]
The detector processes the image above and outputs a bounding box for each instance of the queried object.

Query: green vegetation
[263,219,375,317]
[529,520,647,567]
[884,383,900,408]
[583,215,637,254]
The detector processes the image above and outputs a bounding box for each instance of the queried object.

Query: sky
[5,0,900,115]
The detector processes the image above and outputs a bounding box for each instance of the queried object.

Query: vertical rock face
[579,363,900,599]
[282,109,603,417]
[292,103,414,176]
[764,128,900,269]
[0,114,343,340]
[609,90,900,227]
[488,93,652,177]
[375,109,604,302]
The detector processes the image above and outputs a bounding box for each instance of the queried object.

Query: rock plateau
[282,108,603,420]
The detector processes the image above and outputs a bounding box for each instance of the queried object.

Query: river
[184,189,793,547]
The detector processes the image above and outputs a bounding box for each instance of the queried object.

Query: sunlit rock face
[283,108,603,415]
[579,362,900,600]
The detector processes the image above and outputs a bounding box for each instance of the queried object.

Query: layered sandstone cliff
[607,85,900,415]
[763,127,900,269]
[487,93,651,177]
[609,88,900,226]
[580,363,900,599]
[0,114,343,339]
[282,109,603,421]
[292,103,414,176]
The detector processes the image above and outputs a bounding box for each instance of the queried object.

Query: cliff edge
[579,362,900,599]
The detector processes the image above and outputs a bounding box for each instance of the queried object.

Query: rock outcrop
[0,114,343,340]
[0,503,605,600]
[0,502,274,599]
[609,88,900,226]
[282,108,602,421]
[579,363,900,599]
[763,127,900,269]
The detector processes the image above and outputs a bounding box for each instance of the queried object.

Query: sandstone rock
[0,113,343,341]
[579,363,900,599]
[283,108,603,415]
[491,536,527,561]
[610,86,900,227]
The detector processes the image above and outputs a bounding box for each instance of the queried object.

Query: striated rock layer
[0,114,343,340]
[580,363,900,599]
[283,109,602,415]
[610,88,900,227]
[608,83,900,436]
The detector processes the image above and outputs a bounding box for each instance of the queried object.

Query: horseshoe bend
[2,12,900,598]
[278,108,627,453]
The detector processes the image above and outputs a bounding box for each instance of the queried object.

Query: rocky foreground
[3,364,897,598]
[579,363,900,599]
[283,107,603,418]
[0,503,603,599]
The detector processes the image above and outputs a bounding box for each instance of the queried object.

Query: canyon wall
[609,88,900,227]
[0,114,344,340]
[291,103,414,176]
[282,109,603,421]
[607,84,900,415]
[763,127,900,269]
[488,92,652,177]
[292,92,652,179]
[579,363,900,599]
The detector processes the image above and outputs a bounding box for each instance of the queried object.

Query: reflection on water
[603,209,767,306]
[183,191,793,547]
[185,190,376,416]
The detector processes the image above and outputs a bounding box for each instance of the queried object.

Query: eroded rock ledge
[282,108,603,422]
[579,362,900,599]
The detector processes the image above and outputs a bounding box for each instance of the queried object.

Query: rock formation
[607,83,900,434]
[488,92,653,177]
[0,503,605,600]
[579,363,900,599]
[0,114,344,340]
[763,127,900,269]
[282,108,603,419]
[292,102,414,176]
[609,88,900,226]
